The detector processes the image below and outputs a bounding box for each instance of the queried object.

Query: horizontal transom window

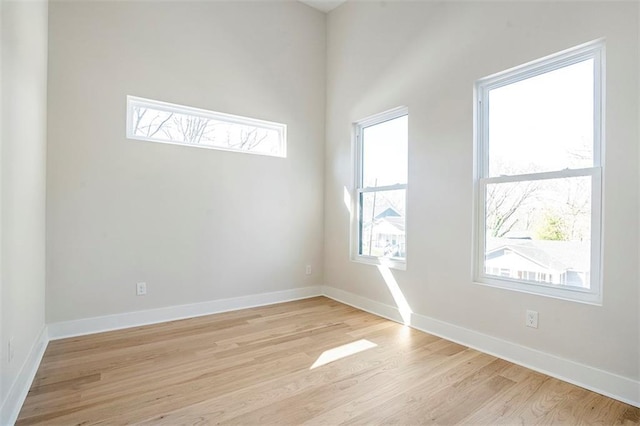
[126,96,286,157]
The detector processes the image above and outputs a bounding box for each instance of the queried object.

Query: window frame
[126,96,287,158]
[473,40,605,304]
[351,106,409,270]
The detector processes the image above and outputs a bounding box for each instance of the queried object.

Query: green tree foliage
[536,213,569,241]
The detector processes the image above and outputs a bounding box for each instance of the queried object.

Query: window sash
[475,169,602,290]
[473,39,604,304]
[355,108,409,190]
[353,107,408,269]
[357,186,407,262]
[480,167,601,184]
[476,41,604,179]
[358,183,407,193]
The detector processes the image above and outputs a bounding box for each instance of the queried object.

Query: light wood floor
[17,297,640,425]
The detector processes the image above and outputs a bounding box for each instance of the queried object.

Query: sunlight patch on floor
[310,339,378,369]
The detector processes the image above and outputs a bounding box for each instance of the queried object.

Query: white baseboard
[321,285,640,408]
[48,286,322,340]
[322,285,405,323]
[0,326,49,426]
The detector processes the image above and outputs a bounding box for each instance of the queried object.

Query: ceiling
[299,0,347,13]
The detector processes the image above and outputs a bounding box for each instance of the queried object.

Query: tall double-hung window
[353,107,408,269]
[474,40,604,304]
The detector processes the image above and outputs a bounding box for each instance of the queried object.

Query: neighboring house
[362,205,406,258]
[373,216,406,257]
[485,237,590,288]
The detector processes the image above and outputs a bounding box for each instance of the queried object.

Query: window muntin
[126,96,286,157]
[354,108,408,268]
[474,40,603,304]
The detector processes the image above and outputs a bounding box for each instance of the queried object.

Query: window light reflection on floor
[310,339,378,369]
[377,264,413,325]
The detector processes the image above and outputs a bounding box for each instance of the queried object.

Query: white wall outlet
[526,310,539,328]
[8,337,14,363]
[136,282,147,296]
[305,265,312,275]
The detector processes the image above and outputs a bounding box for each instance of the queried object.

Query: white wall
[325,1,639,382]
[0,0,48,417]
[46,1,326,322]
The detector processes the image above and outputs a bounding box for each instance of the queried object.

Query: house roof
[363,216,406,234]
[486,238,590,272]
[379,216,405,233]
[375,207,401,220]
[372,197,405,219]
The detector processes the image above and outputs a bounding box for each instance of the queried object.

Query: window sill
[473,275,602,305]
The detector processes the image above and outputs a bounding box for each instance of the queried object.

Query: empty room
[1,0,639,424]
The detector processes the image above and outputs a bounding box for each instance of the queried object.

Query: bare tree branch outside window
[127,97,286,157]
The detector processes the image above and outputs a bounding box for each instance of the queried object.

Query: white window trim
[126,96,287,158]
[473,39,605,305]
[351,106,408,271]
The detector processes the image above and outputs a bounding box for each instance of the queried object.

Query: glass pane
[484,176,591,289]
[359,189,406,259]
[129,99,285,157]
[488,59,594,176]
[362,115,408,187]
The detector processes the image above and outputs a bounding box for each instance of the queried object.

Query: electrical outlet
[136,282,147,296]
[305,265,312,275]
[8,337,14,363]
[526,310,539,328]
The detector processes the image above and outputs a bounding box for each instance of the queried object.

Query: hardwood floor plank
[345,357,513,425]
[494,375,584,424]
[458,373,548,424]
[16,297,640,425]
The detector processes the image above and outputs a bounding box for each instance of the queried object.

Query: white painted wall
[0,0,48,416]
[325,1,639,382]
[46,1,326,322]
